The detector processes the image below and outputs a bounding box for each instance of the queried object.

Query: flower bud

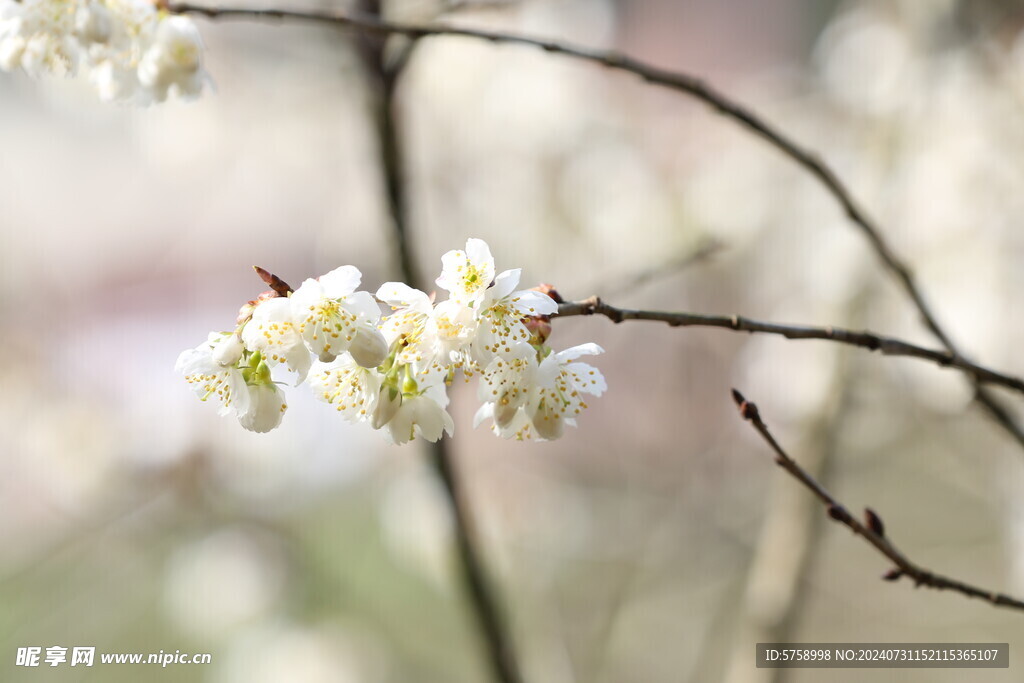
[523,316,552,344]
[371,386,402,430]
[350,326,389,369]
[239,383,287,433]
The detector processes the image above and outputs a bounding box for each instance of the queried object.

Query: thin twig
[731,389,1024,612]
[556,297,1024,397]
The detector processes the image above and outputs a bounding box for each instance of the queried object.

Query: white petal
[225,369,251,417]
[488,269,521,301]
[465,238,492,265]
[376,282,431,312]
[535,353,562,385]
[290,278,325,312]
[421,379,452,409]
[212,334,244,366]
[567,361,607,396]
[494,399,520,429]
[411,399,446,442]
[386,406,416,445]
[556,343,605,362]
[512,289,559,316]
[345,290,384,324]
[174,346,206,376]
[436,249,468,292]
[285,345,313,385]
[317,265,362,298]
[473,403,495,429]
[533,413,565,440]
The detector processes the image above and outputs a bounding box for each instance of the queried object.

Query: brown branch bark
[556,297,1024,398]
[730,389,1024,612]
[428,438,524,683]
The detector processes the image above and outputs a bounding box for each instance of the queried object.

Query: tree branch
[168,1,1024,448]
[556,297,1024,397]
[730,389,1024,612]
[428,438,524,683]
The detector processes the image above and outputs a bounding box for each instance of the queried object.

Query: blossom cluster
[177,239,607,444]
[0,0,207,103]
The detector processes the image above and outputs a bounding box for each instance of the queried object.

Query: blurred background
[3,0,1024,680]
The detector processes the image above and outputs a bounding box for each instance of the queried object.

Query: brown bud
[730,389,760,421]
[532,283,563,303]
[864,507,885,537]
[882,568,903,582]
[237,290,279,324]
[826,504,846,522]
[253,266,293,297]
[524,316,552,344]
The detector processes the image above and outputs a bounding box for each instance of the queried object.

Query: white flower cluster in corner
[176,239,607,443]
[0,0,207,103]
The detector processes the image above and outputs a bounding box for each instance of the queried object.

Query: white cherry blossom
[436,238,496,307]
[432,299,478,369]
[472,268,558,364]
[476,343,538,429]
[178,239,605,444]
[378,282,478,373]
[81,0,161,103]
[476,343,606,440]
[308,354,382,424]
[176,333,288,433]
[529,343,606,439]
[383,382,454,445]
[241,297,312,383]
[0,0,80,77]
[0,0,208,104]
[377,282,439,366]
[291,265,385,367]
[137,14,206,102]
[176,333,250,419]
